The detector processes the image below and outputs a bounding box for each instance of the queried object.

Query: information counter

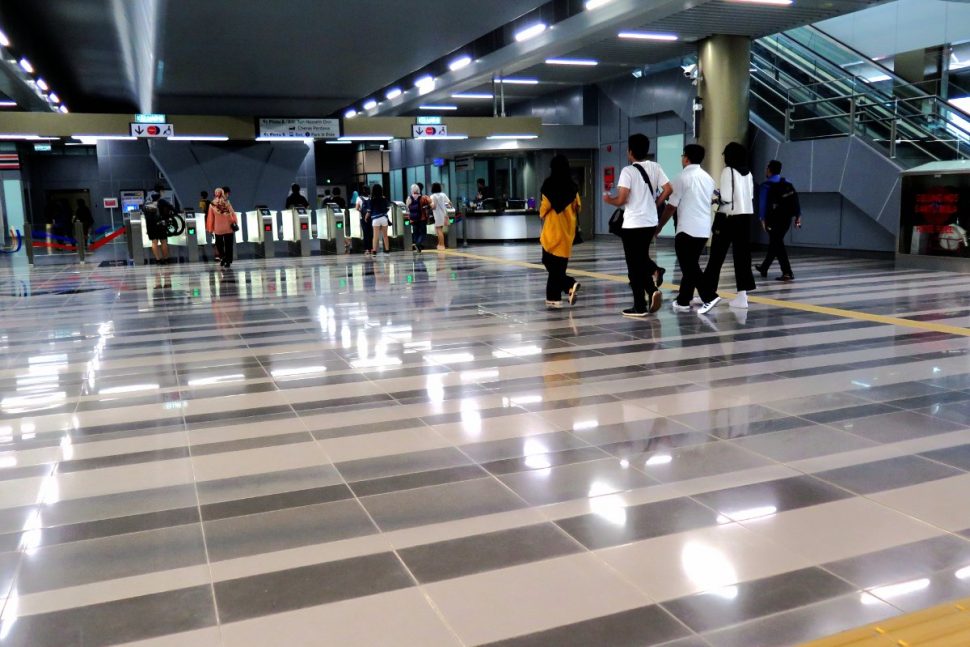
[464,208,541,242]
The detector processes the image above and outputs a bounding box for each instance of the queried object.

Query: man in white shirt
[604,134,672,317]
[657,144,722,315]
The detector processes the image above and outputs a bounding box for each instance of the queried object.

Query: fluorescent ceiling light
[167,135,229,141]
[546,58,598,66]
[255,136,314,144]
[48,93,60,104]
[619,31,679,41]
[515,22,547,42]
[449,55,472,71]
[415,75,436,95]
[58,105,68,113]
[18,58,33,73]
[363,99,378,110]
[0,134,40,140]
[337,135,394,141]
[487,134,539,140]
[729,0,793,4]
[419,105,457,110]
[73,135,135,141]
[419,135,468,140]
[452,92,493,99]
[585,0,614,8]
[385,88,402,100]
[325,140,353,144]
[36,78,49,91]
[0,101,16,107]
[0,29,9,48]
[344,108,357,119]
[500,78,539,85]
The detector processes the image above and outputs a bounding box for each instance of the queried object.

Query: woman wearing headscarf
[206,187,238,269]
[539,154,582,308]
[703,142,757,309]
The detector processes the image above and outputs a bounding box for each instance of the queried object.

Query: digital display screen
[900,173,970,258]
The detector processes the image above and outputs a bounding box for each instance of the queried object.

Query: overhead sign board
[416,116,443,126]
[130,123,174,138]
[412,125,449,138]
[258,118,339,139]
[455,156,474,172]
[135,113,167,124]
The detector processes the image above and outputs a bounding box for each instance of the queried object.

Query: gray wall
[148,141,316,212]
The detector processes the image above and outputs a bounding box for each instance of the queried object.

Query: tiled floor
[0,239,969,646]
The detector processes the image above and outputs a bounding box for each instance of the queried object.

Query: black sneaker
[755,264,768,279]
[622,308,648,318]
[776,275,794,282]
[655,267,666,290]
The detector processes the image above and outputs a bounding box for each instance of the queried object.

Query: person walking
[657,144,722,315]
[603,133,672,317]
[356,186,374,255]
[406,184,430,252]
[142,190,175,264]
[539,155,582,308]
[206,187,238,269]
[755,160,802,282]
[429,182,453,250]
[368,184,391,255]
[704,142,757,309]
[285,183,309,209]
[73,199,94,243]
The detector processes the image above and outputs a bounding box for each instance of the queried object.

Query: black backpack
[765,180,799,223]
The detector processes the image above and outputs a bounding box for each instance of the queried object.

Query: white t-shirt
[617,161,669,228]
[718,167,755,215]
[431,192,452,226]
[667,164,716,239]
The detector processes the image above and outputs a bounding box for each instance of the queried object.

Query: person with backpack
[355,186,374,255]
[368,184,391,255]
[142,189,176,264]
[406,183,432,253]
[755,160,802,282]
[603,133,672,317]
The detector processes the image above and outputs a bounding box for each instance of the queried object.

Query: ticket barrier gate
[288,207,313,257]
[260,209,276,259]
[445,209,458,249]
[183,209,201,263]
[391,202,411,252]
[129,216,147,265]
[324,205,346,255]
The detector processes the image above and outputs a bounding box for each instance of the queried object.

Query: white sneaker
[545,300,563,309]
[671,302,691,313]
[690,297,703,306]
[729,292,749,309]
[698,296,722,315]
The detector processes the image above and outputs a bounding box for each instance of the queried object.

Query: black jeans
[412,220,427,249]
[760,218,793,277]
[542,250,576,302]
[361,217,373,252]
[215,233,234,266]
[621,227,658,312]
[705,213,757,292]
[675,233,718,306]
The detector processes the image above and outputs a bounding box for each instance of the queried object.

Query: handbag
[609,163,655,237]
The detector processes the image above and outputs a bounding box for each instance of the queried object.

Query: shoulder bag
[608,163,655,237]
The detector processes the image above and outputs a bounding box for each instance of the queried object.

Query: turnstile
[183,209,200,262]
[325,205,346,255]
[391,201,411,251]
[260,209,276,259]
[130,216,147,265]
[289,207,312,257]
[445,209,458,249]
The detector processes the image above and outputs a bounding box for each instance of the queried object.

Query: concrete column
[698,35,751,181]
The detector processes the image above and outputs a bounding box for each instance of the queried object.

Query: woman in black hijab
[539,154,582,308]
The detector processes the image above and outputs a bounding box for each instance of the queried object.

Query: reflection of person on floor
[74,199,94,243]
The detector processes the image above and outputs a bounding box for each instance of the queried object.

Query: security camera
[682,64,698,79]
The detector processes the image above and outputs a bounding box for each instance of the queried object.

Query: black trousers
[760,218,793,277]
[621,227,658,312]
[412,220,427,248]
[361,218,373,251]
[675,233,718,306]
[215,233,234,266]
[542,250,576,302]
[704,213,757,292]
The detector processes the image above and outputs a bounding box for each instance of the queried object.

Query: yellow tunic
[539,193,580,258]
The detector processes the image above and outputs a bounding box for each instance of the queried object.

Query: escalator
[749,25,970,168]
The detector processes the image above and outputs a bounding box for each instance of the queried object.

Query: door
[568,160,594,236]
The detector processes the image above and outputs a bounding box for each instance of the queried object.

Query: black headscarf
[723,142,751,177]
[541,154,579,214]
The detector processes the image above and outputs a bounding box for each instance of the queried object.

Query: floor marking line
[439,249,970,338]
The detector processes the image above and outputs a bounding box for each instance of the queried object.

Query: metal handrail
[750,89,788,118]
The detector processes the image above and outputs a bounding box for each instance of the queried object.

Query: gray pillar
[698,35,751,182]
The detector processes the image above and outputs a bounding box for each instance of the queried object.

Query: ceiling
[0,0,890,117]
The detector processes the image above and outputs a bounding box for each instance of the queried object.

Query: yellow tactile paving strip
[439,248,970,646]
[799,598,970,646]
[438,249,970,338]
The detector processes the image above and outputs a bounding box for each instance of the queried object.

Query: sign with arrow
[412,125,449,138]
[129,123,175,138]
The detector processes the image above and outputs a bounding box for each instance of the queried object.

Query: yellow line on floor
[799,596,970,646]
[438,249,970,338]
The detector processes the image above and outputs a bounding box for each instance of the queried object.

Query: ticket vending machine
[325,204,346,255]
[260,208,276,259]
[183,209,200,262]
[290,207,312,257]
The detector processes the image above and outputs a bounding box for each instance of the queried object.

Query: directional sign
[130,123,174,138]
[412,125,449,138]
[258,118,339,139]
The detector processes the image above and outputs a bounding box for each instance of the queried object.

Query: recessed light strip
[515,22,547,42]
[618,31,679,41]
[546,58,598,66]
[487,134,539,140]
[452,93,493,100]
[419,105,458,111]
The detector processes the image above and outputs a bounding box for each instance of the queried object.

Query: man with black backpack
[142,188,177,264]
[755,160,801,282]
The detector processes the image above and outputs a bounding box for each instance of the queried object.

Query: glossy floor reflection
[0,240,969,646]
